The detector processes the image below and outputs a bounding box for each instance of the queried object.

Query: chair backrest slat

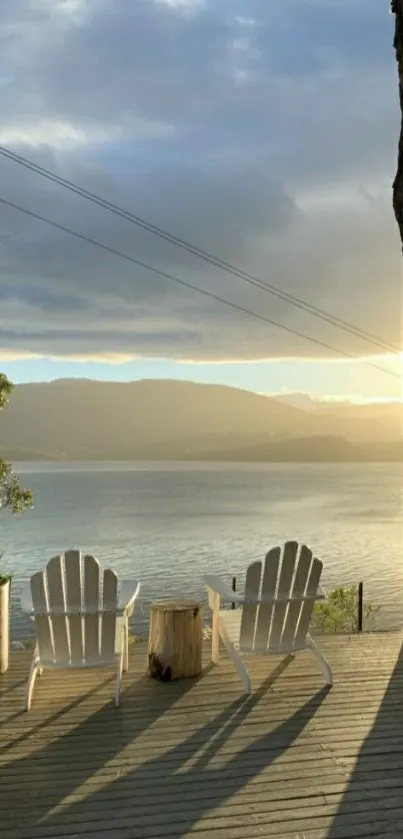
[293,555,323,647]
[83,554,100,661]
[280,545,313,649]
[64,549,84,664]
[268,541,298,648]
[239,541,322,654]
[31,571,54,661]
[239,562,261,648]
[101,569,118,659]
[31,552,118,666]
[45,555,70,662]
[254,547,280,651]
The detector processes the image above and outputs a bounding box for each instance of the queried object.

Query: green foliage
[128,632,144,645]
[0,459,34,514]
[0,373,33,513]
[0,373,12,409]
[0,373,34,585]
[311,585,381,634]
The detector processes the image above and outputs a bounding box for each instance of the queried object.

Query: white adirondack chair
[204,541,332,694]
[24,550,140,711]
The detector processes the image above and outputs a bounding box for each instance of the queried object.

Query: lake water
[1,461,402,640]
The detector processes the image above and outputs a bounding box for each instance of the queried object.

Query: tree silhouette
[392,1,403,247]
[0,373,33,519]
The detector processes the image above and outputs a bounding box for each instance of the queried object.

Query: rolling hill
[1,379,401,461]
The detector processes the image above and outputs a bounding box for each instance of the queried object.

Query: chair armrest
[203,575,326,608]
[249,591,326,605]
[20,579,140,618]
[203,575,244,607]
[117,581,141,616]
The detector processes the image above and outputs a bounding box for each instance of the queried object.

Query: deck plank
[0,631,402,838]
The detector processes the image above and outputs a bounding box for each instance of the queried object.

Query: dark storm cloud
[0,0,400,362]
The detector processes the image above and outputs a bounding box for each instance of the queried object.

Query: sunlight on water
[2,462,402,640]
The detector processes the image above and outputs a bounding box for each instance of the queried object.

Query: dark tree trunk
[392,1,403,247]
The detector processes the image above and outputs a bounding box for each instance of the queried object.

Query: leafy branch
[0,373,34,585]
[311,585,380,634]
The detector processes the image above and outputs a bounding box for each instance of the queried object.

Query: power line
[0,144,400,356]
[0,230,19,243]
[0,195,400,380]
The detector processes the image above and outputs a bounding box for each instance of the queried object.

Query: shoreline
[9,456,403,465]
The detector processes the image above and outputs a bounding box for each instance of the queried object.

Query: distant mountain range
[191,436,402,463]
[1,379,402,462]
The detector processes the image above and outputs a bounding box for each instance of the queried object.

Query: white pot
[0,579,10,674]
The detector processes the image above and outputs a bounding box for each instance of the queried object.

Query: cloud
[154,0,205,11]
[0,350,42,362]
[0,348,136,364]
[264,390,403,406]
[0,118,174,149]
[0,0,400,363]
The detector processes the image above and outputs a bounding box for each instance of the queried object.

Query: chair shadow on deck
[327,638,403,839]
[0,659,212,828]
[1,653,330,838]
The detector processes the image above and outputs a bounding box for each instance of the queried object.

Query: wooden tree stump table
[147,599,203,681]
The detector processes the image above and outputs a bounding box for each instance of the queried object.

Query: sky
[0,0,402,401]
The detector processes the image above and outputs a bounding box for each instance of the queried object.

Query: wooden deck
[0,632,402,839]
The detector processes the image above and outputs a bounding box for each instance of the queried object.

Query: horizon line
[8,376,403,405]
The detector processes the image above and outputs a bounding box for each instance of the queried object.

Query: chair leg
[220,624,251,694]
[307,635,333,686]
[26,658,39,711]
[115,652,123,708]
[211,597,220,664]
[123,617,129,673]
